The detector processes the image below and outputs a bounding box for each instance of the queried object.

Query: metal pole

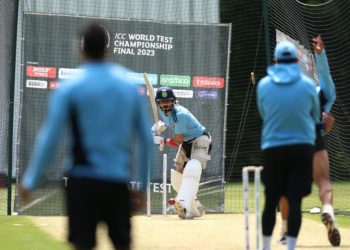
[162,154,167,215]
[254,167,263,250]
[146,158,151,217]
[242,167,250,250]
[7,0,20,216]
[243,166,263,250]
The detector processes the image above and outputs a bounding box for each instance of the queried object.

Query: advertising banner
[17,13,231,214]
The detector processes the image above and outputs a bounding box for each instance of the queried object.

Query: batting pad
[176,159,202,213]
[171,169,183,192]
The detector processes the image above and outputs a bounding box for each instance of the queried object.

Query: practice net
[13,0,230,215]
[266,0,350,215]
[3,0,349,216]
[224,0,350,215]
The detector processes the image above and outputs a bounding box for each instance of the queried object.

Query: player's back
[257,64,320,150]
[65,62,142,181]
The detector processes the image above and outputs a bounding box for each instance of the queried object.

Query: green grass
[224,181,350,213]
[224,181,350,229]
[0,216,70,250]
[0,184,16,215]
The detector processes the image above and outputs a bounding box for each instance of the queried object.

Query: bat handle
[159,139,164,151]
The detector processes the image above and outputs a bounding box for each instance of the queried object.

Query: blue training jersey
[158,104,205,142]
[315,49,336,113]
[257,63,320,150]
[22,62,153,191]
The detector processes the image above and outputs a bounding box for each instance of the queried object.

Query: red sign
[26,66,56,78]
[193,77,225,89]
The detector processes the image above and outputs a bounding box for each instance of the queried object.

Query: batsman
[152,86,212,219]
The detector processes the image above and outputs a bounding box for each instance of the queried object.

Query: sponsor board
[127,72,158,85]
[160,74,190,87]
[193,76,225,89]
[58,68,82,79]
[150,88,193,98]
[26,79,47,89]
[130,181,172,193]
[173,89,193,98]
[196,90,218,100]
[26,66,56,78]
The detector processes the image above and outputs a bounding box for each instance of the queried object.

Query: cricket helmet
[155,86,176,116]
[155,86,176,102]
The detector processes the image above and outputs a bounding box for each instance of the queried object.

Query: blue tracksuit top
[315,50,336,113]
[257,62,320,150]
[158,105,205,142]
[22,62,153,191]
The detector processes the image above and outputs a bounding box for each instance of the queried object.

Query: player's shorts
[66,177,131,249]
[315,124,326,151]
[262,144,314,198]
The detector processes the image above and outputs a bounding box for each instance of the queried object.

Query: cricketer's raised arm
[315,49,336,113]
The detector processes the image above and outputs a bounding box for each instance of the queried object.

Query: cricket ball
[168,198,176,205]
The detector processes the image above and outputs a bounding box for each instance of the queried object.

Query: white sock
[262,236,271,250]
[286,236,297,250]
[322,203,335,220]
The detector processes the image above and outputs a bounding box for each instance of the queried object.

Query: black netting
[267,0,350,215]
[0,0,18,215]
[14,1,229,215]
[1,0,349,216]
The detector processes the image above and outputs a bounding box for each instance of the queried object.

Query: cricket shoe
[192,199,205,217]
[321,204,341,246]
[185,200,206,219]
[174,200,186,219]
[277,233,287,245]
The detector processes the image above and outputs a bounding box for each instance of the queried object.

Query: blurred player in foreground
[257,41,320,250]
[278,35,340,247]
[20,23,153,250]
[152,86,212,219]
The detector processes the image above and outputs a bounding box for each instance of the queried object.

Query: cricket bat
[144,73,164,151]
[144,73,159,123]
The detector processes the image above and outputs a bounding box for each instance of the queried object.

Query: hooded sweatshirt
[257,62,320,150]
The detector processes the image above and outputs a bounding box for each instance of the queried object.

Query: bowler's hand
[131,190,145,213]
[151,121,167,135]
[322,112,335,133]
[312,35,324,54]
[19,185,32,203]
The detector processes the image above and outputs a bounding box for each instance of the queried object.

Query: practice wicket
[242,166,263,250]
[147,153,169,216]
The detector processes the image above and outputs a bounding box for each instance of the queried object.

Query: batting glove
[151,121,167,135]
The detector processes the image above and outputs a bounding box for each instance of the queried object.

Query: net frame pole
[262,0,271,65]
[7,0,20,216]
[162,154,167,216]
[242,167,250,250]
[254,167,262,250]
[146,158,151,217]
